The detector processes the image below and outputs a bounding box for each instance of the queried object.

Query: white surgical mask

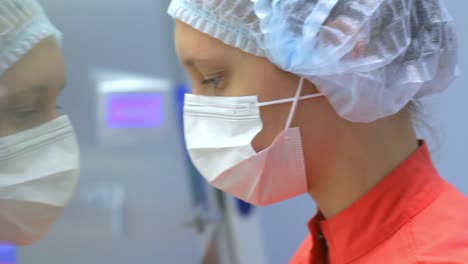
[184,78,323,206]
[0,115,79,245]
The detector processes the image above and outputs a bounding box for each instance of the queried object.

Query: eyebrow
[0,86,43,108]
[182,58,219,67]
[183,59,195,66]
[15,85,47,95]
[3,82,64,99]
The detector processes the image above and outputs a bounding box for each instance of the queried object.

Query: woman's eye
[201,76,222,91]
[14,109,39,121]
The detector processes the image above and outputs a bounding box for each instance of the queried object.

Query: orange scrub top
[290,142,468,263]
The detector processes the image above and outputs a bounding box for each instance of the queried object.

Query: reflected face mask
[0,115,80,245]
[184,78,323,206]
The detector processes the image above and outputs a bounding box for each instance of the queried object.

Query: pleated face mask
[184,78,323,206]
[0,115,79,245]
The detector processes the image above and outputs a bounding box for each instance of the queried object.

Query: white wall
[435,1,468,194]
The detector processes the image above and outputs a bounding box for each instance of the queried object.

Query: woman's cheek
[251,103,290,152]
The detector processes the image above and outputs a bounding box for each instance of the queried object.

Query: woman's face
[175,21,342,153]
[175,21,336,151]
[0,37,65,137]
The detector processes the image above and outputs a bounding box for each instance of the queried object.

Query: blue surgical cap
[168,0,458,122]
[0,0,61,78]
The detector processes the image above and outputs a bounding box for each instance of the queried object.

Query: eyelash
[14,110,38,120]
[13,105,62,119]
[201,76,222,89]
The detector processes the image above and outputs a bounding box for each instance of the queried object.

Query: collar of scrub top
[305,141,444,263]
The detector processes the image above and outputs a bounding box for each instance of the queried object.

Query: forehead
[0,37,64,99]
[174,20,238,62]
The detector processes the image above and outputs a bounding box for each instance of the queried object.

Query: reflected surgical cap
[0,0,61,78]
[168,0,458,122]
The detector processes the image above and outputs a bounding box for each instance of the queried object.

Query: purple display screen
[106,93,163,128]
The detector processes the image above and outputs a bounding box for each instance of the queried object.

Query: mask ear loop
[256,93,323,107]
[285,77,305,129]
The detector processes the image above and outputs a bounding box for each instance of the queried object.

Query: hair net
[168,0,458,122]
[0,0,61,78]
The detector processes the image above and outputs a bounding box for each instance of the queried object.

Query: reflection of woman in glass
[168,0,468,262]
[0,0,79,245]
